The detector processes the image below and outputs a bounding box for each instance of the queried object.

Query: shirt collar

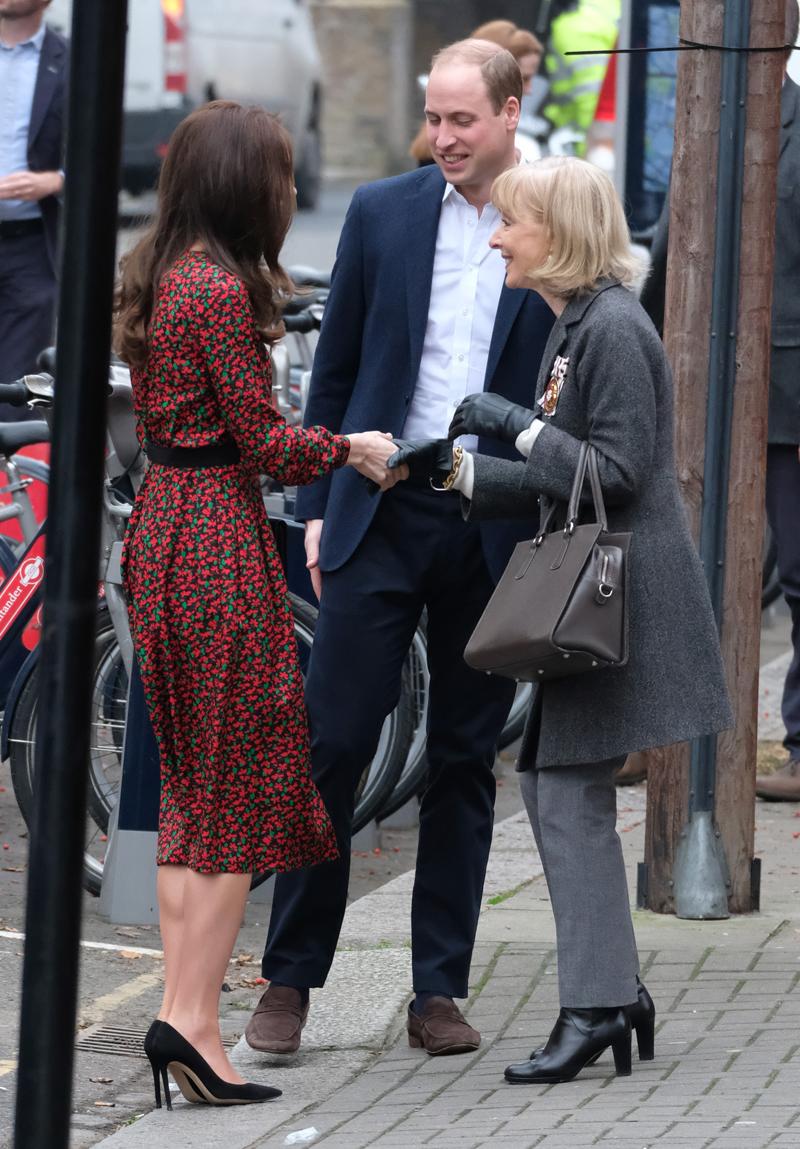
[0,21,46,52]
[440,152,526,206]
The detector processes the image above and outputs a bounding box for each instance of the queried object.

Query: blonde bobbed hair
[491,157,647,297]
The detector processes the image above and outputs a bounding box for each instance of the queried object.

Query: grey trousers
[520,758,639,1008]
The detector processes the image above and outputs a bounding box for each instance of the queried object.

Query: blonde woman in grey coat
[388,157,733,1085]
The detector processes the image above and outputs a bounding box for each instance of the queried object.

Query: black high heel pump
[505,1007,632,1084]
[527,978,655,1066]
[145,1021,282,1109]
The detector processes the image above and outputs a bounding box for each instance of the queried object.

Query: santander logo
[19,557,44,587]
[0,538,46,641]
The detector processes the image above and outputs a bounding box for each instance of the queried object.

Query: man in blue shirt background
[0,0,67,420]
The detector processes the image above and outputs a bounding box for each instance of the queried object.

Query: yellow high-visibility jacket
[544,0,621,152]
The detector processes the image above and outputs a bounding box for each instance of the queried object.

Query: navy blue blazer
[295,164,555,582]
[28,26,69,273]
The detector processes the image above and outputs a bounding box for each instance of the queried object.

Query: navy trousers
[766,444,800,759]
[262,483,516,998]
[0,232,56,422]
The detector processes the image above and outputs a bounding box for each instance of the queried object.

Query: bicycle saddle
[0,421,51,455]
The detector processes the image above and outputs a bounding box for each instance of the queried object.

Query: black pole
[13,3,128,1147]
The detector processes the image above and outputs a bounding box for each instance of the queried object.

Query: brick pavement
[248,783,800,1149]
[94,788,800,1149]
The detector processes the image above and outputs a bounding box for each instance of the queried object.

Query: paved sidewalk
[93,777,800,1149]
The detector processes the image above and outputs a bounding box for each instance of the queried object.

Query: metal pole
[673,0,750,920]
[13,3,128,1146]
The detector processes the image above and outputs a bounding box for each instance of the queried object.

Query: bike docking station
[99,658,160,923]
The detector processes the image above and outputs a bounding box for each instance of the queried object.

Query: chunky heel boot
[150,1022,282,1107]
[527,979,656,1066]
[629,979,655,1061]
[611,1025,632,1076]
[505,1007,630,1085]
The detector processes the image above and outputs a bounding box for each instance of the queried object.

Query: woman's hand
[449,393,537,445]
[387,439,454,483]
[346,431,407,490]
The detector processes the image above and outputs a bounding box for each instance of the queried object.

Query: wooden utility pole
[641,0,785,915]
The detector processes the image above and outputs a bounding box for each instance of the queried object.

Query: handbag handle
[536,442,609,540]
[565,444,608,533]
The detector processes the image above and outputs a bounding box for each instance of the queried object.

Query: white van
[47,0,323,208]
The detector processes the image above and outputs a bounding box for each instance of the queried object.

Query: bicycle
[0,369,140,895]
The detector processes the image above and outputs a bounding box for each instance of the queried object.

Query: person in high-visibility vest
[543,0,621,153]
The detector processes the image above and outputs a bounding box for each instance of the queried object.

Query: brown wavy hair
[114,101,295,367]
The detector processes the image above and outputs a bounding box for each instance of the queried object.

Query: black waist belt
[0,217,44,239]
[145,440,241,468]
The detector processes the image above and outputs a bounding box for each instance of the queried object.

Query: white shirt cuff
[514,418,545,459]
[452,449,475,499]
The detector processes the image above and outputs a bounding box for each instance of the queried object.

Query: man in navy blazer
[247,39,553,1056]
[0,0,67,419]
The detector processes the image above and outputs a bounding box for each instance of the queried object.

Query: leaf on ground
[233,952,255,965]
[89,1077,113,1084]
[119,950,142,960]
[93,1100,115,1108]
[115,927,141,938]
[2,866,24,873]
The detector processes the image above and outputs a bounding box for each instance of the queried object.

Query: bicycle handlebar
[287,265,331,289]
[0,381,31,406]
[283,311,320,335]
[283,289,328,316]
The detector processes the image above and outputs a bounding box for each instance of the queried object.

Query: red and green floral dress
[122,251,348,875]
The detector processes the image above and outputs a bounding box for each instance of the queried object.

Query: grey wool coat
[465,280,734,769]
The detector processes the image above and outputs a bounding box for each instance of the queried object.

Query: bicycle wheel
[8,615,120,897]
[498,681,532,750]
[375,625,430,821]
[286,593,414,833]
[250,595,414,888]
[84,620,129,832]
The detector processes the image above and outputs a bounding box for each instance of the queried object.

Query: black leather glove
[448,392,537,445]
[387,438,455,483]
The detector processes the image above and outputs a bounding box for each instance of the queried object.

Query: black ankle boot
[629,979,655,1060]
[506,1007,631,1084]
[527,978,655,1065]
[146,1021,282,1109]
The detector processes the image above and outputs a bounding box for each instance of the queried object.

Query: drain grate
[76,1025,237,1059]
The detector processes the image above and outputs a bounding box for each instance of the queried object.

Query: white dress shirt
[402,184,507,451]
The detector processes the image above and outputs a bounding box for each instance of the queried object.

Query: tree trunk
[643,0,784,913]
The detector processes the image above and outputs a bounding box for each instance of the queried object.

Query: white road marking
[0,929,163,958]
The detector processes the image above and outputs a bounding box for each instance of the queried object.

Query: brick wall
[311,0,413,179]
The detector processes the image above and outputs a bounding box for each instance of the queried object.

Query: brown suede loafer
[244,984,309,1054]
[755,758,800,801]
[407,997,480,1055]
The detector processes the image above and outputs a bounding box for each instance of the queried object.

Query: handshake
[349,393,537,493]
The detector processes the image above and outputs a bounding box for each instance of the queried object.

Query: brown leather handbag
[464,443,630,682]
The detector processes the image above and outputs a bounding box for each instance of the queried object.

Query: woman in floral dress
[114,101,402,1106]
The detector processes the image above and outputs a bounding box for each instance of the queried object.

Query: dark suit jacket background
[295,164,555,582]
[771,76,800,445]
[28,26,69,274]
